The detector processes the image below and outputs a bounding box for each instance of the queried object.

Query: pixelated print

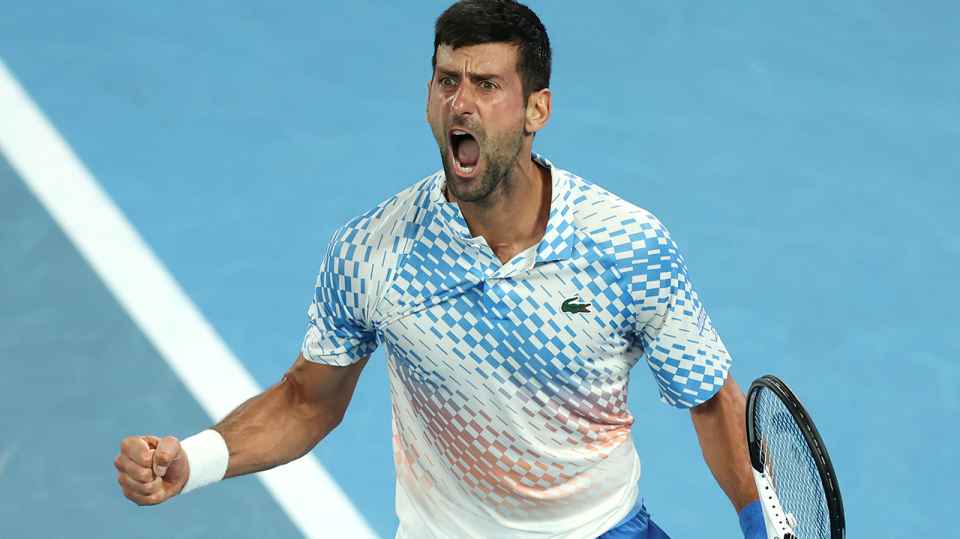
[302,155,731,538]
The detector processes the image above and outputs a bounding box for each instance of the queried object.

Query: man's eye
[480,81,497,90]
[441,78,456,86]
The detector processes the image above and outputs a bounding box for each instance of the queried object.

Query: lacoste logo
[561,296,592,314]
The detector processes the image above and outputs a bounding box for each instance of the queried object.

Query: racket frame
[745,375,845,539]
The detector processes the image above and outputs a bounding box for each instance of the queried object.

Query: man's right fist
[114,435,190,505]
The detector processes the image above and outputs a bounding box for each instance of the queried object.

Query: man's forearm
[213,354,369,479]
[689,375,759,513]
[213,377,335,478]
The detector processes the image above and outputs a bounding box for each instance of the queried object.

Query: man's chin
[443,162,479,199]
[440,152,502,204]
[445,174,493,204]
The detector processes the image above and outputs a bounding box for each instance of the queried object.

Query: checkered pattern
[302,155,732,539]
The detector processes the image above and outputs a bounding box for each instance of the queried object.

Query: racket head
[746,375,845,539]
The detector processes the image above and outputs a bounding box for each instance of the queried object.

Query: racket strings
[754,388,831,539]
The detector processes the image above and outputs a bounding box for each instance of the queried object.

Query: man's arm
[689,375,759,513]
[115,353,369,505]
[217,353,370,477]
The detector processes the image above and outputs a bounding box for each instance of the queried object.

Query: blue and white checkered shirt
[303,155,731,539]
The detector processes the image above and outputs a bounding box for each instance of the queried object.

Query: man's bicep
[689,374,744,417]
[286,353,371,409]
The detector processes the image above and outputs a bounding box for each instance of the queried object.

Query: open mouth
[449,129,480,177]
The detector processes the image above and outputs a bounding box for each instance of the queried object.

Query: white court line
[0,57,378,539]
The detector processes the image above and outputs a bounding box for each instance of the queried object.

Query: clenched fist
[115,436,190,505]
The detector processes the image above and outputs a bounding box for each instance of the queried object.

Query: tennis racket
[745,375,844,539]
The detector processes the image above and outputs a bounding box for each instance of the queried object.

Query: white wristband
[179,429,229,494]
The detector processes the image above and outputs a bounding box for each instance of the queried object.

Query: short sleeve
[301,226,379,366]
[630,220,731,408]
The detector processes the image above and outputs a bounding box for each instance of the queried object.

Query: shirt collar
[533,154,575,263]
[427,153,576,262]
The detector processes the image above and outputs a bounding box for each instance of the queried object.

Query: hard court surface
[1,1,958,537]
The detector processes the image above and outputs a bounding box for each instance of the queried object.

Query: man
[115,1,767,537]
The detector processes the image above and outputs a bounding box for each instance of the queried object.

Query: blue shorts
[597,500,671,539]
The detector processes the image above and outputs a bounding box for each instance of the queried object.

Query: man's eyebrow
[435,67,503,81]
[435,68,462,79]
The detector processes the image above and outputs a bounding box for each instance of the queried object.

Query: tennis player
[115,1,766,537]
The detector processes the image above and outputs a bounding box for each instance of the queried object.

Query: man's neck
[450,157,552,265]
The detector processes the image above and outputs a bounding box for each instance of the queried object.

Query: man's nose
[451,84,475,116]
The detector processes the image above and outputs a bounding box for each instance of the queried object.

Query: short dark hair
[432,0,551,100]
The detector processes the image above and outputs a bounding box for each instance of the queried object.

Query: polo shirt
[302,154,732,539]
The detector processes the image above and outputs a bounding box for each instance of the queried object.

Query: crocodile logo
[561,296,592,314]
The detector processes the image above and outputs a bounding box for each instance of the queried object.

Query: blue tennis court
[1,1,957,537]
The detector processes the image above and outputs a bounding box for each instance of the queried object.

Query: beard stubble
[436,117,528,206]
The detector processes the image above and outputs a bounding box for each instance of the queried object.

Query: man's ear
[524,88,551,134]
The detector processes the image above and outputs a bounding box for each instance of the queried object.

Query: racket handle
[752,468,796,539]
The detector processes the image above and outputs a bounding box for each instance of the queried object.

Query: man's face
[427,42,529,204]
